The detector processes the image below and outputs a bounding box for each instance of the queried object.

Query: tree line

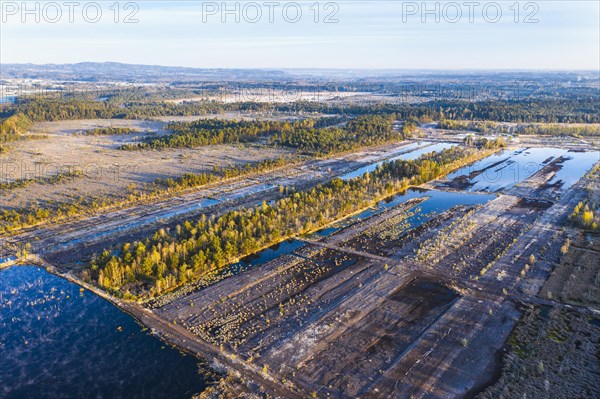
[439,119,600,138]
[463,135,507,149]
[276,98,600,124]
[12,97,274,122]
[85,143,504,299]
[154,157,291,191]
[120,118,337,150]
[0,113,32,139]
[5,95,600,125]
[272,115,407,155]
[569,164,600,231]
[0,157,291,234]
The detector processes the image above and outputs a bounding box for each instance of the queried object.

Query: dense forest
[85,144,503,298]
[515,124,600,137]
[121,114,404,155]
[272,115,405,155]
[12,97,271,121]
[276,98,600,123]
[4,94,600,126]
[120,119,334,150]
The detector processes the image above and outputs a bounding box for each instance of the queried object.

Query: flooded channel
[547,150,600,190]
[444,147,600,193]
[309,188,495,239]
[340,141,456,180]
[199,188,496,283]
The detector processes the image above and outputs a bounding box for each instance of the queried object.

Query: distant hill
[1,62,597,86]
[0,62,291,83]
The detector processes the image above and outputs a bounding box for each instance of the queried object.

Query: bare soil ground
[0,118,292,210]
[149,151,598,398]
[476,306,600,399]
[540,233,600,307]
[10,139,597,398]
[539,168,600,307]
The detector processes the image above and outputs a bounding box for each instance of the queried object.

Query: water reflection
[0,266,213,399]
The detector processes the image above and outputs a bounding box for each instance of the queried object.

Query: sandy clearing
[1,118,292,209]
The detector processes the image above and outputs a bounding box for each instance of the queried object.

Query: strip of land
[3,139,598,398]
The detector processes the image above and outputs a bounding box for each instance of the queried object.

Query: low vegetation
[0,170,83,191]
[0,113,33,140]
[0,157,292,234]
[82,127,141,135]
[478,307,600,399]
[84,144,504,299]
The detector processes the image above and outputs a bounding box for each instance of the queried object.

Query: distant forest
[120,115,406,155]
[1,92,599,148]
[1,92,599,126]
[438,120,600,137]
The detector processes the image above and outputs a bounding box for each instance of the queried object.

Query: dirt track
[149,154,599,398]
[0,140,419,262]
[9,144,599,398]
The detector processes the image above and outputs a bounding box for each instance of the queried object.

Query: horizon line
[1,61,599,74]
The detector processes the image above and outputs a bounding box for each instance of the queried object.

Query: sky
[1,0,599,70]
